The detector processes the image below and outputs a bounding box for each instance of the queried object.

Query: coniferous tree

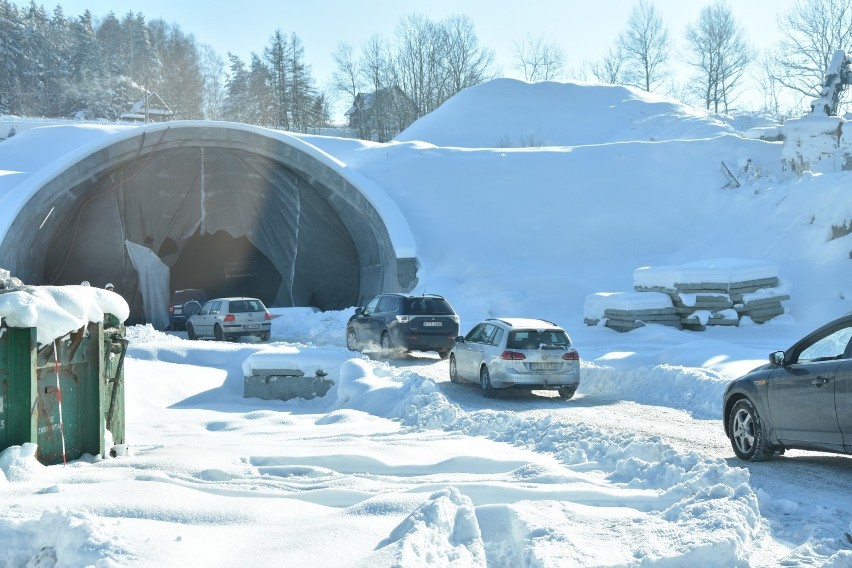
[223,53,249,123]
[265,30,290,130]
[0,1,21,114]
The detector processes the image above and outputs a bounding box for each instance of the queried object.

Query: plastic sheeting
[125,241,170,330]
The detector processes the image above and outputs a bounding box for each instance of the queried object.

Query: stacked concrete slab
[585,259,790,332]
[584,291,681,333]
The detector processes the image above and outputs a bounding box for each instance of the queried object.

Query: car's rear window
[405,297,455,315]
[507,329,570,349]
[229,299,265,313]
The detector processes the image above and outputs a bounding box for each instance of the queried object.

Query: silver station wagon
[449,318,581,399]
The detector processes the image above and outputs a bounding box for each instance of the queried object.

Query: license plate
[245,324,259,330]
[174,308,182,314]
[529,362,559,371]
[422,321,443,327]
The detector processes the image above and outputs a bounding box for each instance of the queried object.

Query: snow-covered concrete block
[242,345,360,401]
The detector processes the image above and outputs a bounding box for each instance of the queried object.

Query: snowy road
[393,353,852,565]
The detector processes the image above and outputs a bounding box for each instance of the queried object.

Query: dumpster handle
[106,337,129,431]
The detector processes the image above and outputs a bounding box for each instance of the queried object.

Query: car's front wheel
[729,398,772,461]
[186,323,197,341]
[480,366,496,398]
[380,332,393,359]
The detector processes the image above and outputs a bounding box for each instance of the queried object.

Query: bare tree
[590,46,624,84]
[332,42,362,105]
[618,0,670,91]
[775,0,852,105]
[443,15,496,92]
[512,33,566,81]
[200,44,225,119]
[394,13,444,118]
[685,0,753,113]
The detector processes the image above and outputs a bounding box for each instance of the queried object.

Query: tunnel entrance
[169,230,282,307]
[0,124,418,329]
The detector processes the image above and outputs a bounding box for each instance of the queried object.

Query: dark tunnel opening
[169,229,282,307]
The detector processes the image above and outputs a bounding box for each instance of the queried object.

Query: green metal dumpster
[0,315,127,465]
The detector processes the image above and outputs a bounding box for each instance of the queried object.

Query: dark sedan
[722,314,852,461]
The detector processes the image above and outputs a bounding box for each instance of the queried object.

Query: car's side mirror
[354,307,364,315]
[769,351,785,366]
[454,336,465,343]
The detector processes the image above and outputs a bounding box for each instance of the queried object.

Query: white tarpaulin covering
[126,241,169,330]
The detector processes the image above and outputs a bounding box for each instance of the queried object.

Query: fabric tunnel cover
[0,124,417,327]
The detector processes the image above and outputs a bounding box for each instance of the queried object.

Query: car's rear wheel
[346,327,358,351]
[480,366,496,398]
[558,387,575,400]
[729,398,772,461]
[258,332,270,342]
[186,323,197,341]
[449,355,460,383]
[214,324,224,342]
[438,350,450,360]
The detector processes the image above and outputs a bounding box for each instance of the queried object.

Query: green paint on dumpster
[0,327,37,451]
[1,318,126,466]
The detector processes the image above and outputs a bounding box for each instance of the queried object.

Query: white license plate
[529,362,559,371]
[423,321,443,327]
[245,324,259,330]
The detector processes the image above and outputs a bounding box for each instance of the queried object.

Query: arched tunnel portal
[0,124,418,327]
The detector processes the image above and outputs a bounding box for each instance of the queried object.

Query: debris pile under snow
[585,259,790,332]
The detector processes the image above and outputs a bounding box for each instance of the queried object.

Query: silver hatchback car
[449,318,581,399]
[187,297,272,342]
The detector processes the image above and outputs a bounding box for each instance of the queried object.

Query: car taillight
[500,351,526,360]
[224,314,236,322]
[264,312,272,320]
[169,306,174,314]
[562,351,580,361]
[395,315,410,323]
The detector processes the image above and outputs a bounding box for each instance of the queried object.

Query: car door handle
[811,376,830,387]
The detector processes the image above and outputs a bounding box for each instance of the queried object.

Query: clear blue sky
[52,0,798,114]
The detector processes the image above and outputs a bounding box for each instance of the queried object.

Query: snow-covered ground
[2,79,852,567]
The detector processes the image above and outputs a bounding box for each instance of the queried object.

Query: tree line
[2,0,852,139]
[519,0,852,118]
[0,0,330,130]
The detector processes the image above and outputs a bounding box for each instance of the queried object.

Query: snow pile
[0,283,129,344]
[269,307,355,346]
[371,488,484,567]
[396,79,735,148]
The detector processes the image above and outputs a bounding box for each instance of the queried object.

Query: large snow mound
[395,79,737,148]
